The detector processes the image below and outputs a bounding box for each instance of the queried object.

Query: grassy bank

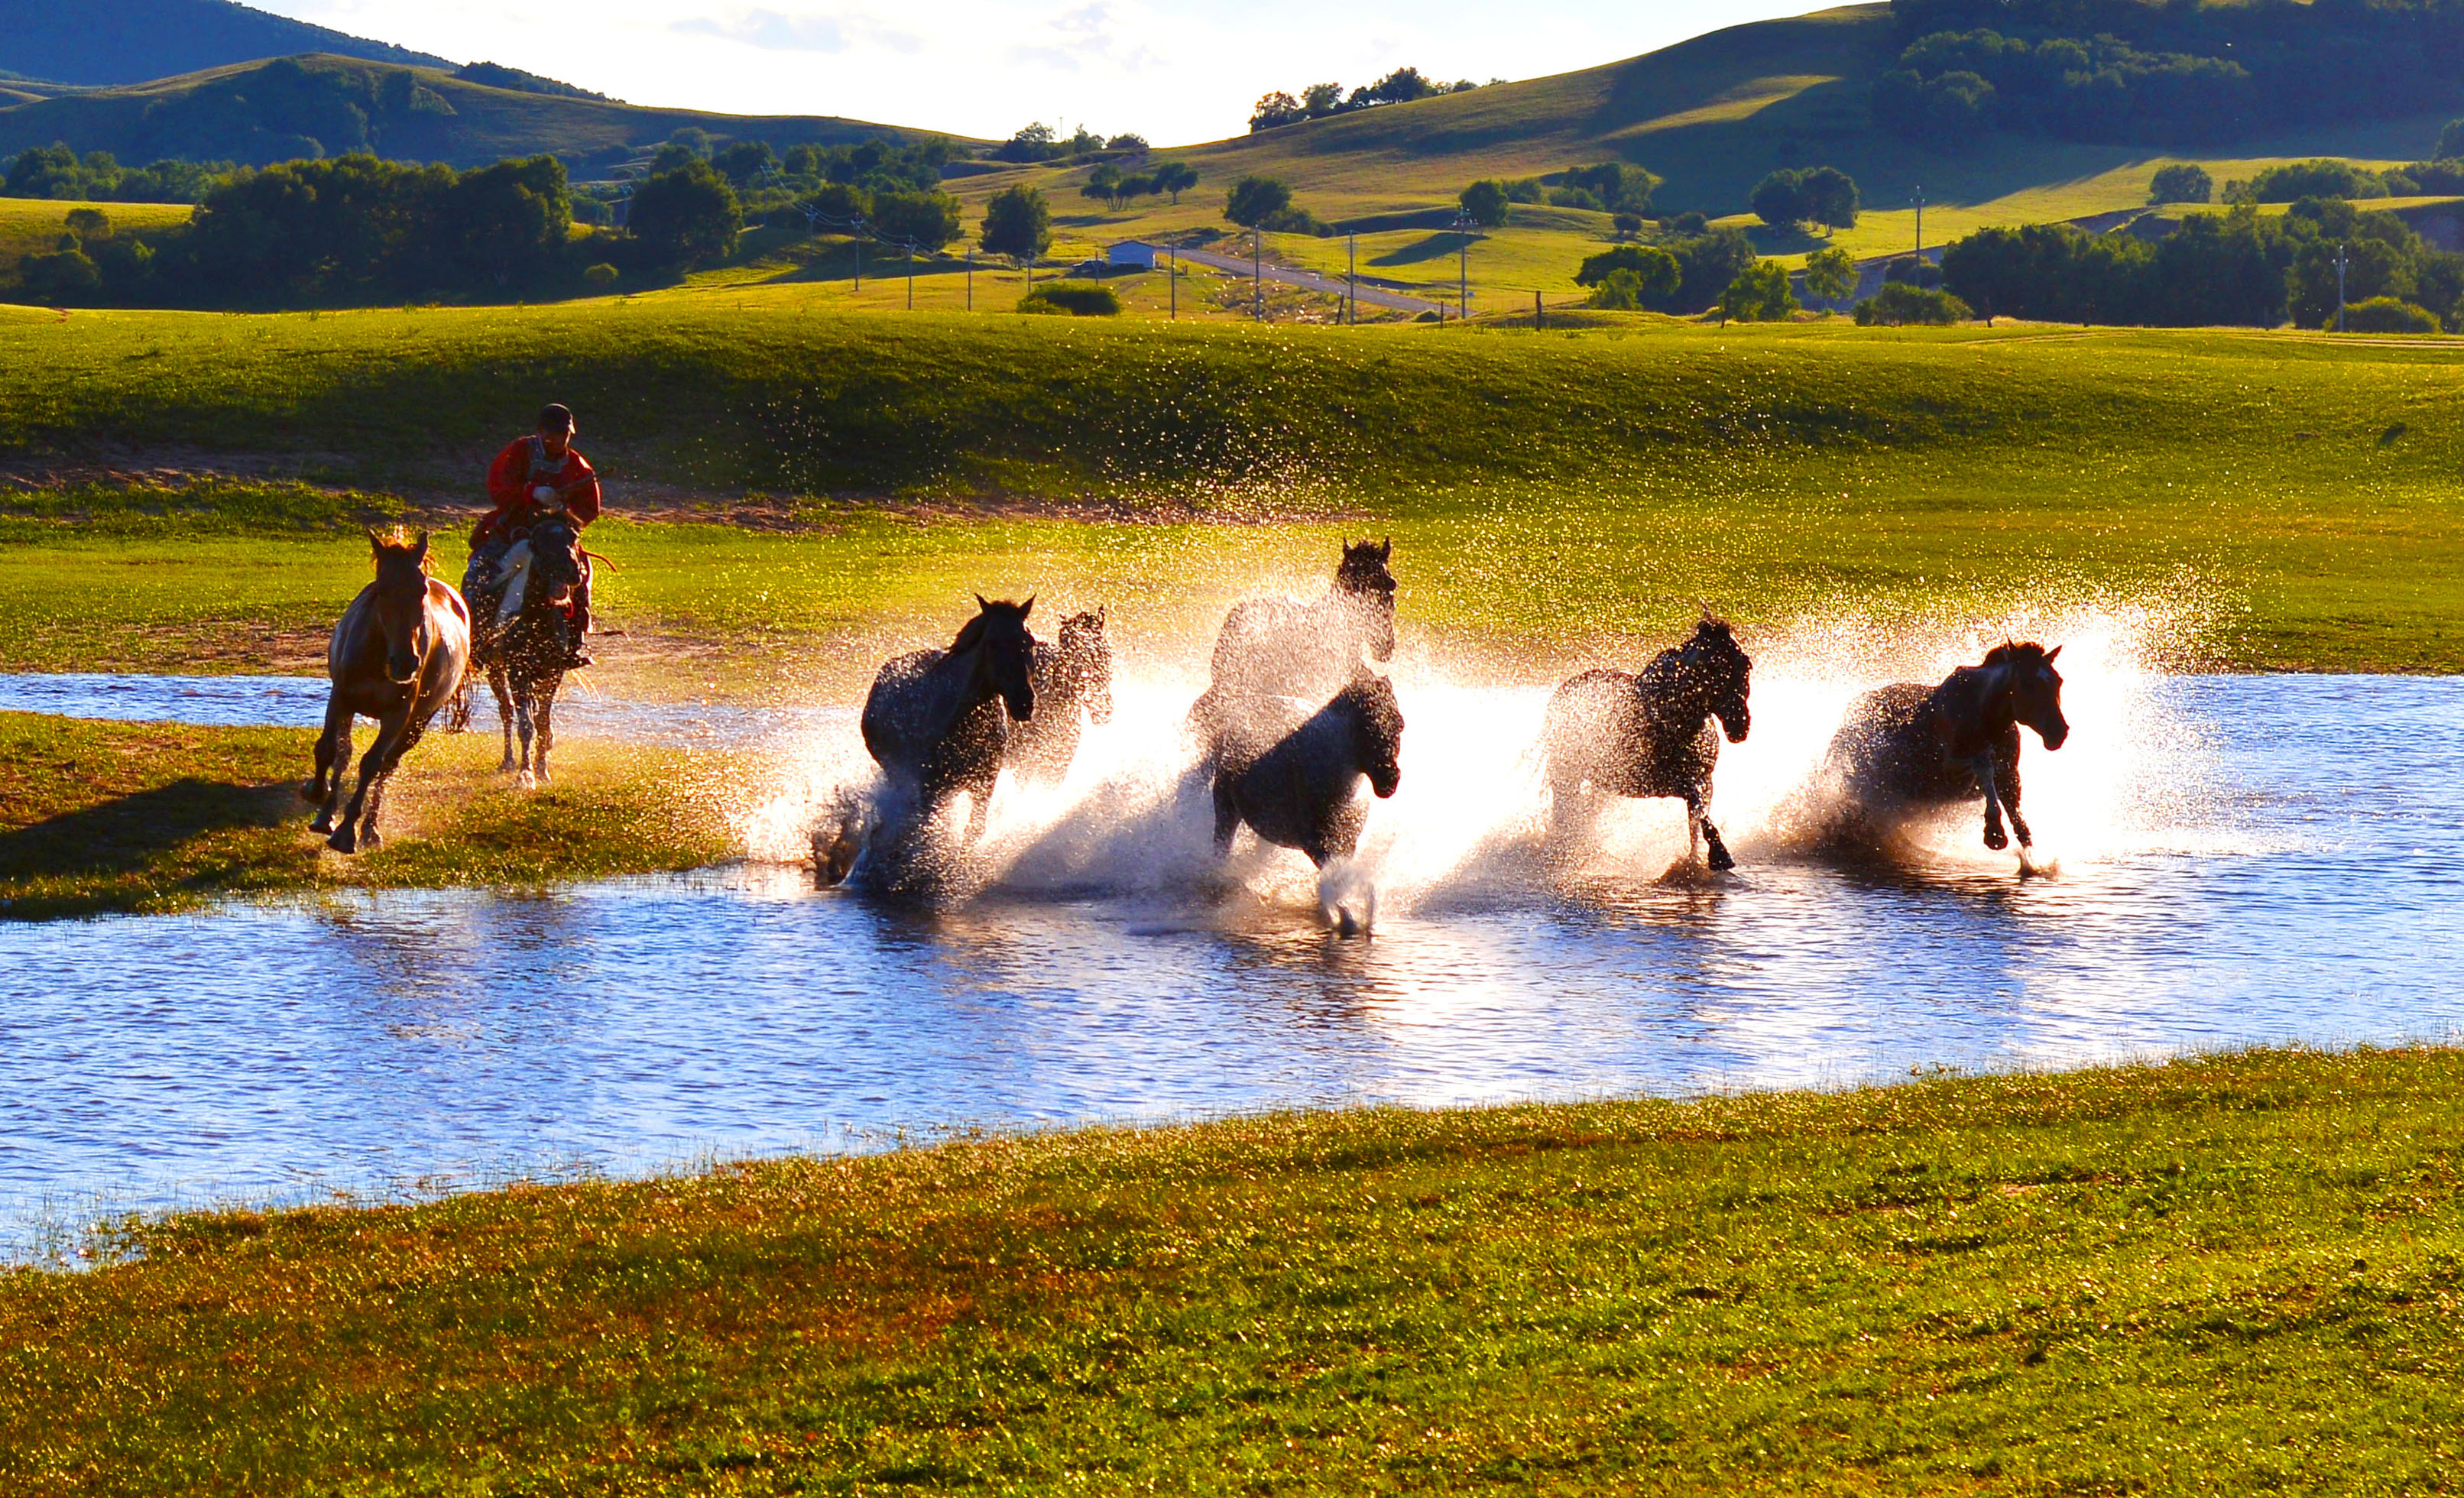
[0,712,738,919]
[3,306,2462,676]
[3,1044,2459,1493]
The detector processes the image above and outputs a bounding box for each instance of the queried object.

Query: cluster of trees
[452,61,608,101]
[1574,229,1758,314]
[2150,164,2213,204]
[1877,0,2464,146]
[1081,160,1200,211]
[1940,198,2464,329]
[1247,69,1482,131]
[994,123,1145,164]
[2224,153,2464,204]
[1215,174,1329,235]
[1749,167,1859,233]
[1,145,232,203]
[113,57,462,167]
[1460,163,1661,229]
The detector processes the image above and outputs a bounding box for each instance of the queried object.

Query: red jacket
[472,436,602,550]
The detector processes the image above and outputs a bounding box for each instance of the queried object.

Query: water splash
[746,598,2234,922]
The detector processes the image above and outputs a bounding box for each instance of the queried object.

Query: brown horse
[1542,615,1753,871]
[303,530,471,854]
[467,512,586,788]
[1824,641,2068,854]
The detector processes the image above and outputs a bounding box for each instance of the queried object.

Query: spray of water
[734,592,2229,928]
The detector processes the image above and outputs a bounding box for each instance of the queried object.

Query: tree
[627,159,741,270]
[2341,295,2440,332]
[981,183,1052,263]
[1249,92,1305,131]
[439,154,570,286]
[1612,212,1643,237]
[2442,118,2464,160]
[1587,268,1651,309]
[1854,283,1970,326]
[1802,245,1857,302]
[1082,164,1123,209]
[1460,180,1510,228]
[871,190,961,251]
[1368,67,1436,103]
[1800,167,1859,232]
[1106,133,1149,151]
[2150,164,2213,204]
[1720,260,1797,321]
[1751,169,1809,230]
[995,123,1066,164]
[711,140,778,186]
[1302,82,1345,115]
[1572,244,1679,305]
[1153,161,1199,204]
[1224,175,1292,228]
[63,206,111,241]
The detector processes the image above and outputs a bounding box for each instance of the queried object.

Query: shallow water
[3,662,2461,1260]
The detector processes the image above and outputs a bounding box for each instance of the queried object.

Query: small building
[1107,240,1163,270]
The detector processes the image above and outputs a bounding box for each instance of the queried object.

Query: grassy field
[0,196,190,269]
[2,303,2461,679]
[2,1043,2459,1493]
[0,712,739,919]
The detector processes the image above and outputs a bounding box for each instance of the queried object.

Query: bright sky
[263,0,1825,147]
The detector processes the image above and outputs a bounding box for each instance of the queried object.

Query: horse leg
[1689,790,1736,872]
[1996,750,2031,849]
[959,767,996,845]
[1211,775,1242,858]
[329,711,407,854]
[514,683,538,791]
[1973,751,2009,850]
[358,720,427,852]
[303,699,349,812]
[310,715,354,835]
[491,664,518,773]
[533,682,557,785]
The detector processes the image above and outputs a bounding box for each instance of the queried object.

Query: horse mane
[951,598,1033,654]
[1982,640,2050,667]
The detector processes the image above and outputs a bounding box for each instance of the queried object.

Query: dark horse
[1191,539,1395,737]
[303,530,471,853]
[1542,615,1753,871]
[1824,641,2068,855]
[1208,667,1405,877]
[463,513,586,788]
[841,596,1038,876]
[1006,605,1115,785]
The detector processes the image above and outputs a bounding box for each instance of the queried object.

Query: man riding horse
[464,403,601,670]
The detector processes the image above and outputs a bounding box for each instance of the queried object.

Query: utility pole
[966,247,973,310]
[1253,225,1264,322]
[1169,242,1178,320]
[1347,230,1357,325]
[1912,188,1923,266]
[904,241,914,310]
[852,215,866,291]
[2336,242,2349,332]
[1535,288,1543,329]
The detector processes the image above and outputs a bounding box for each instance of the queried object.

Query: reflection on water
[2,673,2462,1258]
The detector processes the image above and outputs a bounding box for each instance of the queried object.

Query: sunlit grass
[3,1044,2460,1493]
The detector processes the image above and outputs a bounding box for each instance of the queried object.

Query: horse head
[959,594,1038,721]
[1986,640,2067,750]
[1059,605,1114,725]
[1686,614,1753,743]
[367,527,433,684]
[1341,667,1405,799]
[526,514,585,610]
[1335,537,1398,663]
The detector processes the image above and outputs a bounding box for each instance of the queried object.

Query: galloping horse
[1191,539,1396,737]
[1542,614,1754,871]
[1208,666,1405,875]
[303,530,470,854]
[860,596,1039,851]
[1824,641,2068,854]
[466,514,587,788]
[1006,605,1114,785]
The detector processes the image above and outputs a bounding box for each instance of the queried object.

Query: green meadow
[5,1044,2461,1493]
[2,300,2461,680]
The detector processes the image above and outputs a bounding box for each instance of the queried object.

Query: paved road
[1169,245,1447,316]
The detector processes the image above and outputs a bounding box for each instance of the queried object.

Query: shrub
[1587,268,1647,309]
[2339,296,2440,332]
[981,184,1052,262]
[1719,260,1797,321]
[1573,244,1679,298]
[583,262,618,288]
[1612,212,1643,236]
[2150,164,2213,204]
[1854,282,1970,325]
[2440,118,2464,160]
[1020,282,1120,316]
[1802,245,1857,302]
[2244,160,2387,203]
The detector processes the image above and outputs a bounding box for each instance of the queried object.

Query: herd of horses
[812,537,2072,905]
[299,527,2070,896]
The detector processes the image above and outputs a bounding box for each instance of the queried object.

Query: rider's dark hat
[537,403,575,432]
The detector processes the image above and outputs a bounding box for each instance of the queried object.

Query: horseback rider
[465,403,601,670]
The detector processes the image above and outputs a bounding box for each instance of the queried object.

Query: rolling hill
[0,54,976,170]
[0,0,448,86]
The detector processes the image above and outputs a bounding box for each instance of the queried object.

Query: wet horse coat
[1826,641,2069,852]
[303,530,470,853]
[1208,670,1405,871]
[860,597,1039,848]
[1192,540,1395,738]
[1542,617,1754,870]
[1005,607,1114,785]
[468,514,585,787]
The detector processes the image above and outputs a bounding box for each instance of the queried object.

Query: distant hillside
[0,0,449,86]
[0,54,975,170]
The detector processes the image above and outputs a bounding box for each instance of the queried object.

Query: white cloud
[256,0,1824,146]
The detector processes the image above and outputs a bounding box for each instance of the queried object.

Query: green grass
[0,712,740,919]
[0,196,190,276]
[5,1044,2461,1493]
[3,304,2462,676]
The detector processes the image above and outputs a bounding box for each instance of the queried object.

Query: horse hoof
[498,758,519,776]
[326,829,358,854]
[298,780,323,804]
[308,814,335,835]
[1708,848,1736,873]
[1983,827,2008,851]
[517,770,537,792]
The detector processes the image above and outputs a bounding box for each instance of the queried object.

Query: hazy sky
[263,0,1822,146]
